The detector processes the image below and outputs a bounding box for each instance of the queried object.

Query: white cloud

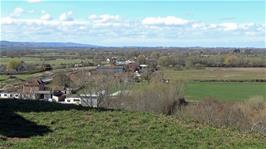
[192,23,205,29]
[89,14,120,23]
[10,7,24,18]
[1,14,265,47]
[1,17,15,25]
[245,32,256,36]
[88,14,123,27]
[59,11,74,21]
[219,23,238,31]
[191,23,219,30]
[27,0,41,3]
[208,24,217,29]
[40,13,53,21]
[142,16,190,26]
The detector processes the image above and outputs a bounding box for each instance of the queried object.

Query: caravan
[0,92,20,99]
[63,97,82,105]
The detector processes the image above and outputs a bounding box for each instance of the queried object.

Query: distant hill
[0,41,100,50]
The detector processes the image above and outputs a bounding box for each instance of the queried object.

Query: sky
[0,0,265,47]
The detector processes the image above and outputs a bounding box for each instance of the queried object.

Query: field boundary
[192,79,266,83]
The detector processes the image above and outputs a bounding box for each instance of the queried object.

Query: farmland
[164,67,266,81]
[131,67,265,101]
[159,68,266,101]
[185,82,266,101]
[0,100,266,148]
[0,56,88,67]
[0,47,266,148]
[1,66,265,101]
[1,0,266,147]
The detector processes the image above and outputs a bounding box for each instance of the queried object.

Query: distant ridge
[0,41,100,50]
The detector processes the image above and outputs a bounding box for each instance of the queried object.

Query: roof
[53,90,64,96]
[41,77,53,83]
[23,79,45,87]
[96,66,125,73]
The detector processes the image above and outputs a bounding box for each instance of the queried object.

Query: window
[74,99,80,102]
[67,100,70,102]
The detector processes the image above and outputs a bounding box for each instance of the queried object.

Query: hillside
[0,99,266,148]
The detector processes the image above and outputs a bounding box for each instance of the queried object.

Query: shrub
[108,80,183,114]
[176,97,266,135]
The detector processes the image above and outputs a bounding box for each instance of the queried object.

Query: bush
[108,79,184,115]
[176,97,266,135]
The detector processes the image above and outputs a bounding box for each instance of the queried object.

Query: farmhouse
[42,64,52,71]
[74,63,83,67]
[22,79,51,100]
[115,61,126,66]
[52,90,66,102]
[41,77,53,84]
[125,63,140,72]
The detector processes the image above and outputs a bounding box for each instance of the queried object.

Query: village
[1,0,266,147]
[0,56,156,107]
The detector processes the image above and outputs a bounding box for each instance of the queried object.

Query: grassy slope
[0,100,266,149]
[185,82,266,101]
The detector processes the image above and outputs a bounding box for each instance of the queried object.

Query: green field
[0,57,84,66]
[185,82,266,101]
[1,100,265,148]
[164,67,266,81]
[0,75,8,81]
[161,68,266,101]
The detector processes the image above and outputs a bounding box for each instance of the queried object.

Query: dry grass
[105,75,183,115]
[176,96,266,135]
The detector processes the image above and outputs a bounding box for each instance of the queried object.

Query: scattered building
[16,63,29,72]
[52,90,66,102]
[126,63,140,72]
[106,58,111,63]
[22,79,50,100]
[74,63,83,67]
[41,77,53,84]
[42,64,52,71]
[0,65,6,73]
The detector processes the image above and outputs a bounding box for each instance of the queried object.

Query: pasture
[0,56,84,66]
[164,67,266,81]
[160,67,266,101]
[185,82,266,101]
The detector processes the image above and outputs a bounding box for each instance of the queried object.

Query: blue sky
[1,0,265,47]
